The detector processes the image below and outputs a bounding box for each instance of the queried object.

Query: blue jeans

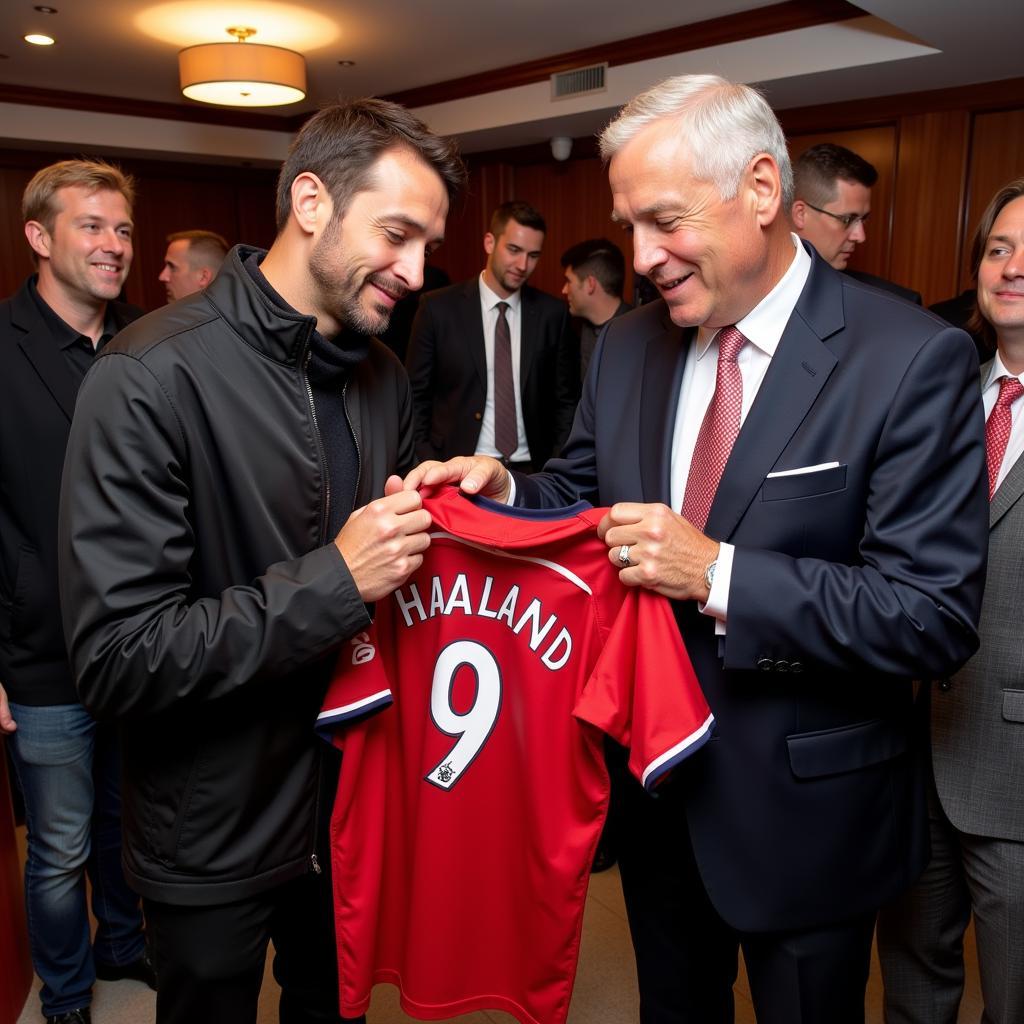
[8,702,145,1016]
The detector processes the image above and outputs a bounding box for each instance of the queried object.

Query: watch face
[705,560,717,588]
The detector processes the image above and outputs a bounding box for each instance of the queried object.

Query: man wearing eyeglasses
[792,143,921,304]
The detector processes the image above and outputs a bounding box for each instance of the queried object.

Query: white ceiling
[0,0,1021,160]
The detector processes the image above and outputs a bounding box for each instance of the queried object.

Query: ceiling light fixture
[178,25,306,108]
[24,33,55,46]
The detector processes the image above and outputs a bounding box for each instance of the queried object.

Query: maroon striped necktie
[493,301,517,459]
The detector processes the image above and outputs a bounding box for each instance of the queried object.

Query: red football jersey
[318,487,712,1024]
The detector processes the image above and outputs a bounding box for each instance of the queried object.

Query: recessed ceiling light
[337,60,355,67]
[33,5,59,13]
[24,33,55,45]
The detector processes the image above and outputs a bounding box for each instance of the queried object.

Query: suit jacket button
[789,660,803,674]
[756,657,774,672]
[774,660,790,673]
[937,678,951,692]
[474,411,483,421]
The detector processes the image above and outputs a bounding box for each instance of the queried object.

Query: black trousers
[618,774,875,1024]
[145,868,364,1024]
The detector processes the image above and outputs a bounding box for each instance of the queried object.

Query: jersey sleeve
[573,590,714,791]
[316,627,393,748]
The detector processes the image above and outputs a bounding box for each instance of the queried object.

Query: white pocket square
[766,462,841,479]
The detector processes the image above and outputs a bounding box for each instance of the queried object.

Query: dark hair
[488,200,546,239]
[560,238,626,296]
[275,97,466,231]
[793,143,878,208]
[967,176,1024,350]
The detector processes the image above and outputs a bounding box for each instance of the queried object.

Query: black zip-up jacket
[57,245,415,905]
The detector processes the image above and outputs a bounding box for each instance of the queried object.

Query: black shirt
[27,275,120,383]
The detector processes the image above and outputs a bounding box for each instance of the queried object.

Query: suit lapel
[11,286,78,422]
[519,288,538,387]
[991,452,1024,527]
[639,307,688,505]
[462,279,487,391]
[979,360,1024,527]
[704,251,841,541]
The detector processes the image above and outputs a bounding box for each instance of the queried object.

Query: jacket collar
[204,245,317,367]
[11,276,81,422]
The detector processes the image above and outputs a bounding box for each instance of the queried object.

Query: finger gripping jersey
[318,487,713,1024]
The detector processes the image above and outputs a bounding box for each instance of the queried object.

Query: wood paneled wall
[2,77,1023,312]
[428,78,1024,308]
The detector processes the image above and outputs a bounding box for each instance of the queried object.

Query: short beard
[308,220,408,337]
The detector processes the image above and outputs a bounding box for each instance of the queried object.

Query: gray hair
[599,74,794,208]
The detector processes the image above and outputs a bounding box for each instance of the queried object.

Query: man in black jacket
[58,101,465,1024]
[1,159,153,1024]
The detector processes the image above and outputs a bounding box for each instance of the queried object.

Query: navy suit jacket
[406,278,578,465]
[518,247,989,932]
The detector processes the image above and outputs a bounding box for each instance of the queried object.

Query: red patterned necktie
[493,301,517,459]
[986,374,1023,499]
[681,326,747,531]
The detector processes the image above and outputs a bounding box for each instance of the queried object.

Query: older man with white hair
[406,73,989,1022]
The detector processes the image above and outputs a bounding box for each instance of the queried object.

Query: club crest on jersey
[393,573,572,671]
[350,632,376,666]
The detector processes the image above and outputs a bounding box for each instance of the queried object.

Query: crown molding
[380,0,862,109]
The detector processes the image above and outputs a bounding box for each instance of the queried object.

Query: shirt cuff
[505,471,517,505]
[699,541,734,636]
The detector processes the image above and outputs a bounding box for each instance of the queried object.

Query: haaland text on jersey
[393,572,572,670]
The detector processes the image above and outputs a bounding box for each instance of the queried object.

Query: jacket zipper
[302,347,329,876]
[303,349,331,544]
[342,378,363,502]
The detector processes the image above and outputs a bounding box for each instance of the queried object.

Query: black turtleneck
[243,252,369,536]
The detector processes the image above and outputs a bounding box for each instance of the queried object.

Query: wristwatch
[703,558,718,593]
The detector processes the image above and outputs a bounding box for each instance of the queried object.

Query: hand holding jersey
[404,453,512,502]
[403,456,718,601]
[597,502,719,603]
[335,476,433,602]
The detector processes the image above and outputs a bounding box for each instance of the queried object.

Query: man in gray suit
[877,177,1024,1024]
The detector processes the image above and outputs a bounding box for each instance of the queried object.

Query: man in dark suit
[792,142,922,304]
[0,160,153,1024]
[878,178,1024,1024]
[405,200,577,472]
[406,74,988,1022]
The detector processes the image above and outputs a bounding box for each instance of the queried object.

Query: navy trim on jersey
[641,712,717,792]
[316,689,393,741]
[465,492,593,520]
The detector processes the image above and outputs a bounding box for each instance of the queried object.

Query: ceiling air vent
[551,63,607,101]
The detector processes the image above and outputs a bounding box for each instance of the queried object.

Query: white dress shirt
[476,274,531,463]
[983,353,1024,492]
[668,235,812,629]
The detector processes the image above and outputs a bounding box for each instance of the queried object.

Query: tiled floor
[15,858,982,1024]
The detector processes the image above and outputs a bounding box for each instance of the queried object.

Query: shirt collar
[479,272,522,315]
[694,233,810,361]
[27,275,117,350]
[984,352,1024,392]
